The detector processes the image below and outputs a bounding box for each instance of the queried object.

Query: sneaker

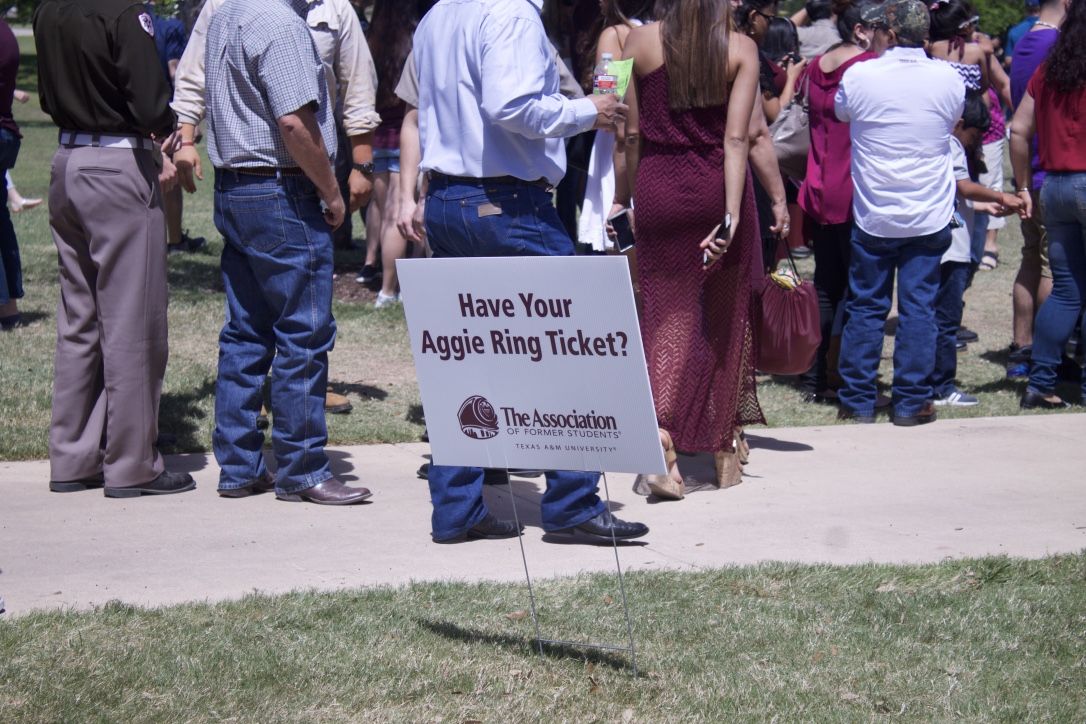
[956,339,967,352]
[1006,361,1030,380]
[374,291,401,309]
[932,389,979,407]
[355,263,381,284]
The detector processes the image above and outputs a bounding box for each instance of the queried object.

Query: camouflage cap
[861,0,931,44]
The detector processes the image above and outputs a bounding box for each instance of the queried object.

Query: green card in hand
[610,58,634,100]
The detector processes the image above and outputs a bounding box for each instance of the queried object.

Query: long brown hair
[657,0,732,111]
[367,0,432,111]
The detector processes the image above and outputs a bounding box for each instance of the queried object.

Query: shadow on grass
[159,377,215,452]
[415,617,639,673]
[167,255,222,294]
[406,403,425,426]
[328,381,387,400]
[10,309,50,326]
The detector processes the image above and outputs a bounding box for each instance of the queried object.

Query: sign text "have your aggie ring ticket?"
[397,256,665,475]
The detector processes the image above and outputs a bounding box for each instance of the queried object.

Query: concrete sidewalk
[1,415,1084,616]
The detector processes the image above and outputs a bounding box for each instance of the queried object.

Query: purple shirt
[1010,28,1058,189]
[798,51,875,225]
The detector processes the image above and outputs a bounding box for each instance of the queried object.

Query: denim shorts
[373,147,400,174]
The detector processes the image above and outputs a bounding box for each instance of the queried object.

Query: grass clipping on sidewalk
[2,555,1084,721]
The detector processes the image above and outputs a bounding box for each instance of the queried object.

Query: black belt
[231,167,306,177]
[430,172,551,190]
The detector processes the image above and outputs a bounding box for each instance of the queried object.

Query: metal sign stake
[504,469,638,675]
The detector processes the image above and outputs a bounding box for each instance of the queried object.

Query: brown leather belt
[430,172,551,190]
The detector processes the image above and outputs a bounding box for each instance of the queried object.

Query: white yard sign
[397,256,665,475]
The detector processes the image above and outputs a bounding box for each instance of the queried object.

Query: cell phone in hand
[608,207,635,253]
[703,212,732,269]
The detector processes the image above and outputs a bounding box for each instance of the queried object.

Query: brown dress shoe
[892,401,937,427]
[276,478,372,505]
[325,389,352,414]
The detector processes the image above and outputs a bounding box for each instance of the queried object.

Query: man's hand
[174,145,203,193]
[999,191,1026,217]
[158,152,178,193]
[590,93,628,131]
[348,169,373,213]
[321,192,346,231]
[158,130,181,156]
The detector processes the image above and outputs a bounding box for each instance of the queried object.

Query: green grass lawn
[2,554,1084,721]
[2,37,1080,460]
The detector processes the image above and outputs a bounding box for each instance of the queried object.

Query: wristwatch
[352,161,375,176]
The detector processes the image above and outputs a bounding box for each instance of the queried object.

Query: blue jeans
[0,129,22,307]
[930,261,972,397]
[423,176,606,540]
[970,210,989,267]
[373,147,401,174]
[212,170,336,494]
[1029,173,1086,398]
[839,225,951,417]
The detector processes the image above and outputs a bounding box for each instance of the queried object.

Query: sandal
[713,447,743,488]
[646,429,685,500]
[735,427,750,466]
[978,251,999,271]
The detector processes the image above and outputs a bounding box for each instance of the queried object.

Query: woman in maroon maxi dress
[622,0,765,497]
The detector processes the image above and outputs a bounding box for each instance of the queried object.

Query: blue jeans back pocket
[226,190,288,254]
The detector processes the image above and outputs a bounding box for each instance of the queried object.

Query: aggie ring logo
[458,395,499,439]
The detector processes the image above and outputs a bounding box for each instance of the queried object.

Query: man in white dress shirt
[834,0,965,427]
[413,0,649,543]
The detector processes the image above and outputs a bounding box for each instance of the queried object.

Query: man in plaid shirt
[201,0,372,505]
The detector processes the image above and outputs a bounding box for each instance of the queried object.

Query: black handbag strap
[774,234,801,278]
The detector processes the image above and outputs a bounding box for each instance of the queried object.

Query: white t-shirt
[943,136,974,264]
[835,47,966,239]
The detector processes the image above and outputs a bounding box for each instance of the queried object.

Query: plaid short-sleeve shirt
[205,0,336,169]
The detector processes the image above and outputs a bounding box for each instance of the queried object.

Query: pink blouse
[797,51,876,225]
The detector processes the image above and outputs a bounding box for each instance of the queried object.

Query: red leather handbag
[753,244,821,376]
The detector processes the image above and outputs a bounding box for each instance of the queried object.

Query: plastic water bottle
[593,52,617,95]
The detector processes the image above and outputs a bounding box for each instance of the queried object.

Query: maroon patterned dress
[634,65,765,453]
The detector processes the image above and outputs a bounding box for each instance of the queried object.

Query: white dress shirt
[171,0,380,137]
[414,0,598,186]
[835,47,965,239]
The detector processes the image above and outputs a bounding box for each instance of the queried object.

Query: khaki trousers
[47,145,168,487]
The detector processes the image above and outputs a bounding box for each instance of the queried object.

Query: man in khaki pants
[34,0,195,498]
